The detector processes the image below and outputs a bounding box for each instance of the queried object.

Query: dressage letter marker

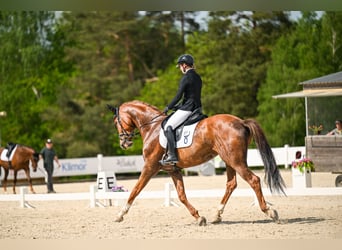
[97,171,116,192]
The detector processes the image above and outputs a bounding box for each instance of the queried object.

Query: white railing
[1,183,341,209]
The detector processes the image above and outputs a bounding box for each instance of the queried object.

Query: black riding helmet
[176,54,194,67]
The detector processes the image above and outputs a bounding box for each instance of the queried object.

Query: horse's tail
[243,119,286,195]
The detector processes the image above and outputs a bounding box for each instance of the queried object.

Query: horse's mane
[16,144,38,155]
[21,145,39,161]
[129,100,162,113]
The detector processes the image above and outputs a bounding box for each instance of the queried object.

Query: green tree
[195,11,292,117]
[0,11,69,151]
[144,11,201,51]
[320,11,342,71]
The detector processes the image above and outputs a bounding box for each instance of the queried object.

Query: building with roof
[273,71,342,136]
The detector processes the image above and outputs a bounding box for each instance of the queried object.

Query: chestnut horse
[107,100,286,226]
[0,145,39,194]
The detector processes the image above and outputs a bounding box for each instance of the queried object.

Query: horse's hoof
[115,216,123,222]
[198,216,207,226]
[265,208,279,222]
[211,216,222,224]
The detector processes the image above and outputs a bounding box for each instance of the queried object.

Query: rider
[5,142,16,159]
[5,142,16,168]
[161,54,203,165]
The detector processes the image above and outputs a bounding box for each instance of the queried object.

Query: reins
[139,113,165,129]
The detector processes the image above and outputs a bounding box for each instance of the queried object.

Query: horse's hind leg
[236,165,279,222]
[169,168,206,226]
[212,165,237,224]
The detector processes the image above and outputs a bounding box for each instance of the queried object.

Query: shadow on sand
[215,216,326,225]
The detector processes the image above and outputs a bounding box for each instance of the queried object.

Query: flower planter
[292,167,312,188]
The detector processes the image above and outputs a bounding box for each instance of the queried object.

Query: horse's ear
[107,104,117,115]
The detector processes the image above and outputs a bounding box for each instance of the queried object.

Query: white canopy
[273,88,342,99]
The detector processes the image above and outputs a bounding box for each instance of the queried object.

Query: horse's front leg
[24,168,35,194]
[169,168,206,226]
[115,165,159,223]
[212,165,237,224]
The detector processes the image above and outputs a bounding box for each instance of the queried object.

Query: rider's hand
[163,107,169,114]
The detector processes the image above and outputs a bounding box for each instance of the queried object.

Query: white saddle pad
[0,146,18,161]
[159,122,199,149]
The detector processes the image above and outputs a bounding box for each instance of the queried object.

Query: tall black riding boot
[161,126,178,165]
[6,143,14,158]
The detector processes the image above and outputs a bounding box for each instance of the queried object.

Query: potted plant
[291,157,314,188]
[291,157,315,173]
[309,124,323,135]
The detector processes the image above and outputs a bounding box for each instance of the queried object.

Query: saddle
[0,142,17,168]
[159,108,207,148]
[162,108,207,136]
[5,142,16,159]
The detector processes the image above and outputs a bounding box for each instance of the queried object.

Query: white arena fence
[2,144,342,208]
[1,183,342,209]
[1,144,306,181]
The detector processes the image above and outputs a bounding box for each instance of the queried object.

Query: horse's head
[31,152,40,172]
[107,104,137,150]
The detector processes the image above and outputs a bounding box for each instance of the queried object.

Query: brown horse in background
[0,145,40,194]
[107,100,286,226]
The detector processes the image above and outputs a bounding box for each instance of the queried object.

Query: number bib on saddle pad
[159,122,199,149]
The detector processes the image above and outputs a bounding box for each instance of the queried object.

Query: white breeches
[165,110,192,130]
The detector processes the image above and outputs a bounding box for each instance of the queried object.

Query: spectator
[326,120,342,136]
[39,139,61,193]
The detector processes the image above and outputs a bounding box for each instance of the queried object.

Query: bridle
[114,106,138,146]
[108,104,165,147]
[32,152,39,166]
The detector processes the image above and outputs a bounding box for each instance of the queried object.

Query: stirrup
[159,153,178,166]
[160,159,178,166]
